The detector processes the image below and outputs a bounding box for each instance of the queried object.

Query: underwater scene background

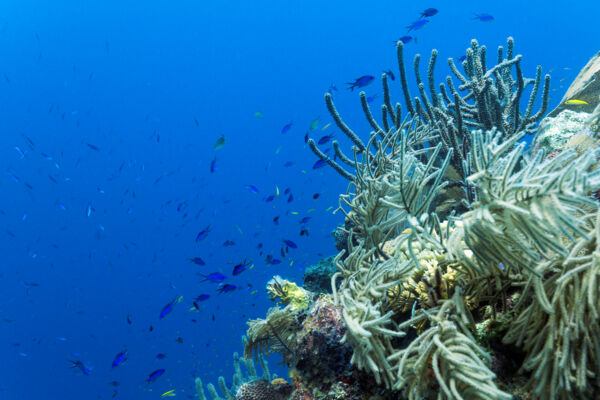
[1,0,599,399]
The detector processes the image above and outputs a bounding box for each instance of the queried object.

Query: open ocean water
[0,0,598,399]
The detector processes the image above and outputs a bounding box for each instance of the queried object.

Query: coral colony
[196,38,600,399]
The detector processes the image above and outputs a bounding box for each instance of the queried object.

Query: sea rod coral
[309,37,600,399]
[193,38,600,400]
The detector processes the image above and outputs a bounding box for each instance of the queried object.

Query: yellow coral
[383,221,465,313]
[266,276,311,311]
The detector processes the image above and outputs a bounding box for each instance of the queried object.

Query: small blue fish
[222,240,235,247]
[156,353,167,359]
[217,284,237,294]
[407,19,429,32]
[200,272,226,283]
[70,360,91,376]
[266,255,282,265]
[196,294,210,301]
[299,216,311,224]
[159,297,182,319]
[394,36,413,45]
[283,161,294,167]
[287,194,294,203]
[313,159,328,169]
[284,188,291,195]
[245,185,259,193]
[366,94,378,103]
[458,55,467,62]
[147,369,166,383]
[264,195,275,202]
[318,135,334,145]
[210,157,216,173]
[282,239,297,249]
[346,75,374,91]
[473,13,494,21]
[111,351,128,368]
[196,226,210,242]
[232,260,251,276]
[281,122,293,134]
[383,70,395,80]
[189,257,206,266]
[419,8,438,18]
[327,84,338,94]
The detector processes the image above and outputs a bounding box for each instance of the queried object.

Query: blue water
[0,1,597,398]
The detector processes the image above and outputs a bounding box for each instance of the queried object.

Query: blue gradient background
[0,1,597,398]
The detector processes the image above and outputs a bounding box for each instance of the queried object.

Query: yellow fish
[321,123,331,131]
[254,111,263,119]
[276,185,279,196]
[325,206,333,212]
[290,211,299,215]
[564,99,588,105]
[161,389,176,397]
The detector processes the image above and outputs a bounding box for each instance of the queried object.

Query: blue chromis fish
[406,19,429,32]
[200,272,226,282]
[159,296,183,319]
[313,159,328,169]
[214,135,226,150]
[473,13,494,21]
[282,239,297,249]
[346,75,374,91]
[111,351,128,368]
[195,225,210,242]
[245,185,259,193]
[299,216,312,224]
[281,121,293,134]
[266,254,282,265]
[70,360,91,376]
[217,284,237,293]
[189,257,206,266]
[147,369,166,383]
[419,8,438,18]
[195,294,210,301]
[210,157,216,173]
[317,134,334,145]
[383,70,395,80]
[232,259,251,276]
[394,36,413,45]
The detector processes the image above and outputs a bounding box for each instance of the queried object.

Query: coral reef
[308,37,600,399]
[195,39,600,400]
[303,256,338,294]
[195,352,282,400]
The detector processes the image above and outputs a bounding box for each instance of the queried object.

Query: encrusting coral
[194,38,600,400]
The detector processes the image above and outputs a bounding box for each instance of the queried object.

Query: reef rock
[303,256,337,294]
